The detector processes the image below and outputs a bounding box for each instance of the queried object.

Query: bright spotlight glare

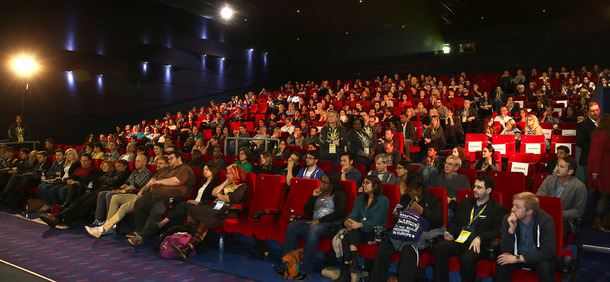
[220,7,234,19]
[12,56,38,76]
[442,46,451,54]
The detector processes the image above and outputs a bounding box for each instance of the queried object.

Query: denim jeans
[38,182,57,206]
[281,221,334,274]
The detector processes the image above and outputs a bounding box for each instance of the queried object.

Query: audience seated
[433,175,505,282]
[281,172,347,280]
[25,65,608,280]
[128,151,196,246]
[496,192,557,282]
[434,155,471,223]
[536,157,586,236]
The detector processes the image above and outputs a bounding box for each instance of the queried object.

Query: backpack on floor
[158,232,196,259]
[279,248,304,279]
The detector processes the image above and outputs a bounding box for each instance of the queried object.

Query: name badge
[214,201,225,210]
[329,144,336,154]
[364,148,370,154]
[462,116,467,123]
[455,230,472,243]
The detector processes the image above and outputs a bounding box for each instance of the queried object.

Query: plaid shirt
[126,167,153,189]
[107,150,120,161]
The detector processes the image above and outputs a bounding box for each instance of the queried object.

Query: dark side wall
[0,0,271,145]
[285,15,610,82]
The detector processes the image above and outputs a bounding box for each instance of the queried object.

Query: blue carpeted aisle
[0,211,252,281]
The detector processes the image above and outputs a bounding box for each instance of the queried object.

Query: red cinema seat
[488,171,526,212]
[253,178,319,243]
[223,174,285,237]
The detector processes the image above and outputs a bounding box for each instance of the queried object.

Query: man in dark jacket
[433,175,505,282]
[495,192,557,282]
[40,159,131,227]
[0,150,51,208]
[575,102,599,183]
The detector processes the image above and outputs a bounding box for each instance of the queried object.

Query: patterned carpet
[0,212,253,281]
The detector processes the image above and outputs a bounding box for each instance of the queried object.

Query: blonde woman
[320,110,347,168]
[524,114,550,151]
[38,148,81,212]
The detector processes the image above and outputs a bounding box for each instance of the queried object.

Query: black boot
[333,263,350,282]
[171,225,207,260]
[171,244,194,261]
[349,251,360,273]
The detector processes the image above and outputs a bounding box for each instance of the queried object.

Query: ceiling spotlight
[220,6,234,19]
[442,45,451,54]
[345,32,349,35]
[249,48,254,52]
[221,57,225,60]
[11,56,38,76]
[297,9,300,13]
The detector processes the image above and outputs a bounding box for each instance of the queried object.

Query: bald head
[135,155,147,170]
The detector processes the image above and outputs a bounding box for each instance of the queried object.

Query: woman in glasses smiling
[335,175,389,281]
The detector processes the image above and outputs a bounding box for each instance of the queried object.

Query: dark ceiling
[156,0,602,54]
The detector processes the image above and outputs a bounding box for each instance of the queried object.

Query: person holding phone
[280,172,347,281]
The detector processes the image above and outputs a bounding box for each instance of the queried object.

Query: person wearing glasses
[335,175,389,282]
[366,153,399,185]
[172,164,249,260]
[127,151,196,246]
[434,155,471,224]
[281,172,347,281]
[433,175,505,282]
[287,150,324,185]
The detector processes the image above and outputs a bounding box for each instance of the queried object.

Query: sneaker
[87,219,105,227]
[101,225,116,236]
[85,226,104,238]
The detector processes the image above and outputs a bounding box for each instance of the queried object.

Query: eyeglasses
[362,180,372,185]
[444,162,457,167]
[168,156,176,160]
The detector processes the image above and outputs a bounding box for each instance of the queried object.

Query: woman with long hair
[396,160,414,195]
[369,172,443,282]
[335,175,389,281]
[452,146,470,169]
[157,165,221,229]
[422,116,445,152]
[281,172,347,280]
[473,145,500,171]
[589,114,610,232]
[524,114,550,151]
[172,164,249,260]
[479,116,496,142]
[254,151,276,175]
[38,148,81,212]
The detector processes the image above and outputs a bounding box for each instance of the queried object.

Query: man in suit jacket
[457,100,478,134]
[575,102,600,177]
[542,145,569,174]
[399,113,417,158]
[505,97,521,117]
[536,157,586,236]
[433,174,506,282]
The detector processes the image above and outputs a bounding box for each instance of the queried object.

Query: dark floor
[1,209,609,281]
